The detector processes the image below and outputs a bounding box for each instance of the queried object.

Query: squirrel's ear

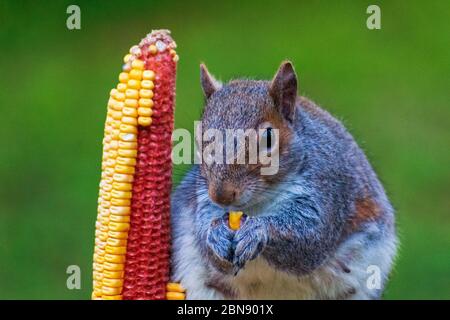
[200,63,222,99]
[270,61,298,123]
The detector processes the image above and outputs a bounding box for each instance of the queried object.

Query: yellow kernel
[167,283,186,293]
[113,173,133,183]
[101,191,111,201]
[109,222,130,232]
[110,205,131,215]
[119,133,137,142]
[94,246,105,256]
[93,279,102,289]
[148,44,157,54]
[92,293,102,300]
[120,124,138,134]
[108,230,128,240]
[229,211,243,231]
[99,209,109,219]
[116,157,136,166]
[117,83,127,92]
[93,289,102,297]
[95,237,107,247]
[105,158,115,168]
[93,272,103,281]
[100,201,111,209]
[104,124,113,134]
[99,232,108,242]
[173,54,179,62]
[111,190,132,199]
[100,218,110,227]
[103,278,124,288]
[129,69,142,80]
[115,165,135,175]
[115,92,125,101]
[111,128,121,138]
[104,176,114,184]
[110,215,130,223]
[125,89,139,99]
[104,167,114,177]
[107,96,117,106]
[142,70,155,80]
[104,254,126,264]
[123,54,132,63]
[138,107,153,117]
[121,116,138,126]
[118,149,137,158]
[166,292,186,300]
[131,59,145,70]
[94,254,105,264]
[124,99,138,108]
[119,72,129,83]
[104,270,124,279]
[102,184,113,193]
[141,80,154,90]
[122,107,138,117]
[109,110,122,120]
[110,89,118,97]
[105,245,127,255]
[101,285,122,295]
[108,150,118,159]
[139,89,154,99]
[118,141,137,149]
[139,98,154,108]
[138,117,152,126]
[127,79,141,90]
[112,182,132,192]
[170,49,176,56]
[106,237,127,247]
[110,198,131,206]
[93,263,104,272]
[98,215,109,224]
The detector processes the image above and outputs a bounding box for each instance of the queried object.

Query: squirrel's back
[296,96,395,239]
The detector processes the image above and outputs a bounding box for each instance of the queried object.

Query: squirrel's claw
[206,215,236,274]
[232,218,268,274]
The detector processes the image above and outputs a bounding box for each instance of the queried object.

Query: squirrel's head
[197,61,300,210]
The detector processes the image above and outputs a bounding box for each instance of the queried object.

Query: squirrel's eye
[261,127,274,151]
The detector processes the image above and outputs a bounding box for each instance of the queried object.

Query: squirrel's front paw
[206,214,235,274]
[233,217,268,274]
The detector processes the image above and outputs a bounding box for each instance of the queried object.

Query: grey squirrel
[170,61,397,299]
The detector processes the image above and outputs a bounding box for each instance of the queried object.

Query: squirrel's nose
[208,182,239,206]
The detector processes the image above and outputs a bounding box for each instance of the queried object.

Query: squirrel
[170,61,397,299]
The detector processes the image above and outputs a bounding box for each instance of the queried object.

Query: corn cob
[92,30,178,300]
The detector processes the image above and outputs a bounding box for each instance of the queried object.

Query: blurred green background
[0,0,448,299]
